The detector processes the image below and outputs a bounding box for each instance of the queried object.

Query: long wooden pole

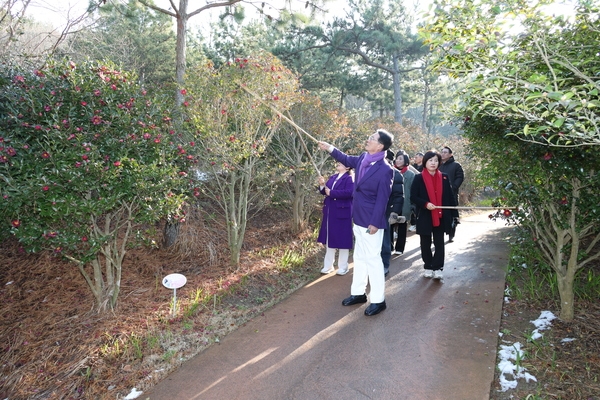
[238,84,320,143]
[286,111,321,176]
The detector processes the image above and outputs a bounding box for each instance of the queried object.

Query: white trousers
[324,247,349,271]
[351,224,385,303]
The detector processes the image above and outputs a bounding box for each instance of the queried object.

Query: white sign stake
[162,273,187,317]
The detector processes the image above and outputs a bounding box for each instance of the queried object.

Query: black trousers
[393,222,408,253]
[419,225,445,271]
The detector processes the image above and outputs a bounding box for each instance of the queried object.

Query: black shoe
[342,294,367,306]
[448,235,454,243]
[364,301,387,316]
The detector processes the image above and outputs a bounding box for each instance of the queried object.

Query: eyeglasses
[367,134,380,143]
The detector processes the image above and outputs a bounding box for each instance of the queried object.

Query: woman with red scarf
[410,150,458,280]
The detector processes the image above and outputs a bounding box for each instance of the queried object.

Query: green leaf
[553,118,565,128]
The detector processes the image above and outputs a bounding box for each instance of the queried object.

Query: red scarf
[422,170,443,227]
[400,166,408,174]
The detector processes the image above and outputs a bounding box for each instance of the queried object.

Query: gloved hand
[388,212,406,225]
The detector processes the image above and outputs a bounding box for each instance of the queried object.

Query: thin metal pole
[435,206,519,210]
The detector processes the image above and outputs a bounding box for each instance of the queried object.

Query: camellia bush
[0,60,196,312]
[464,116,600,321]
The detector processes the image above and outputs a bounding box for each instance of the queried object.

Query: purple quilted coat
[317,172,354,249]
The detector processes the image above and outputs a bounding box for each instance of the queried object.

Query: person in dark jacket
[439,146,464,242]
[317,162,354,275]
[410,150,458,281]
[381,150,404,276]
[318,129,394,316]
[412,152,424,172]
[392,151,416,255]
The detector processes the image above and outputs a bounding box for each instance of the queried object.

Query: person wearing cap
[317,129,394,316]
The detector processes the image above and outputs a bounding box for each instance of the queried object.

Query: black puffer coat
[385,169,404,218]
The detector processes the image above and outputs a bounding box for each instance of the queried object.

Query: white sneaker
[320,266,334,274]
[392,250,403,255]
[423,270,433,278]
[433,270,443,280]
[336,269,348,276]
[408,225,416,232]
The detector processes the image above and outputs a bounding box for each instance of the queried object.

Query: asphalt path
[144,212,511,400]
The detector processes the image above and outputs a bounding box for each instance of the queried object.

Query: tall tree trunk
[392,55,403,123]
[175,0,188,105]
[422,69,429,132]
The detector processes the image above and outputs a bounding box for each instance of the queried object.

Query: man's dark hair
[376,129,393,151]
[442,146,453,154]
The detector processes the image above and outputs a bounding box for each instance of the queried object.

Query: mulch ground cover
[0,208,321,399]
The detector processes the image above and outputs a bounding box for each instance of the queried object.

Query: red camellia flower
[543,152,552,160]
[114,161,121,167]
[82,155,89,160]
[91,116,102,125]
[503,209,512,217]
[82,236,88,242]
[111,84,117,90]
[11,220,20,228]
[560,196,568,205]
[34,125,42,130]
[183,101,189,107]
[229,135,236,142]
[273,95,279,100]
[41,152,50,159]
[81,101,87,106]
[14,75,25,83]
[180,89,187,95]
[221,109,227,114]
[42,186,49,191]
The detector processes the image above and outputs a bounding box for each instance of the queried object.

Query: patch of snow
[561,338,576,343]
[124,388,143,399]
[530,310,556,340]
[497,342,537,392]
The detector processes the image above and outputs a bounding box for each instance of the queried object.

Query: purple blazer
[330,148,393,229]
[317,172,354,249]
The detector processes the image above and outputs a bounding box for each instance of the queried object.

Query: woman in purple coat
[317,162,354,275]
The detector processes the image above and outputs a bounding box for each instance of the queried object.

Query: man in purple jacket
[318,130,394,316]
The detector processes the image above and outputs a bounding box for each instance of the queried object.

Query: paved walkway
[145,213,510,400]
